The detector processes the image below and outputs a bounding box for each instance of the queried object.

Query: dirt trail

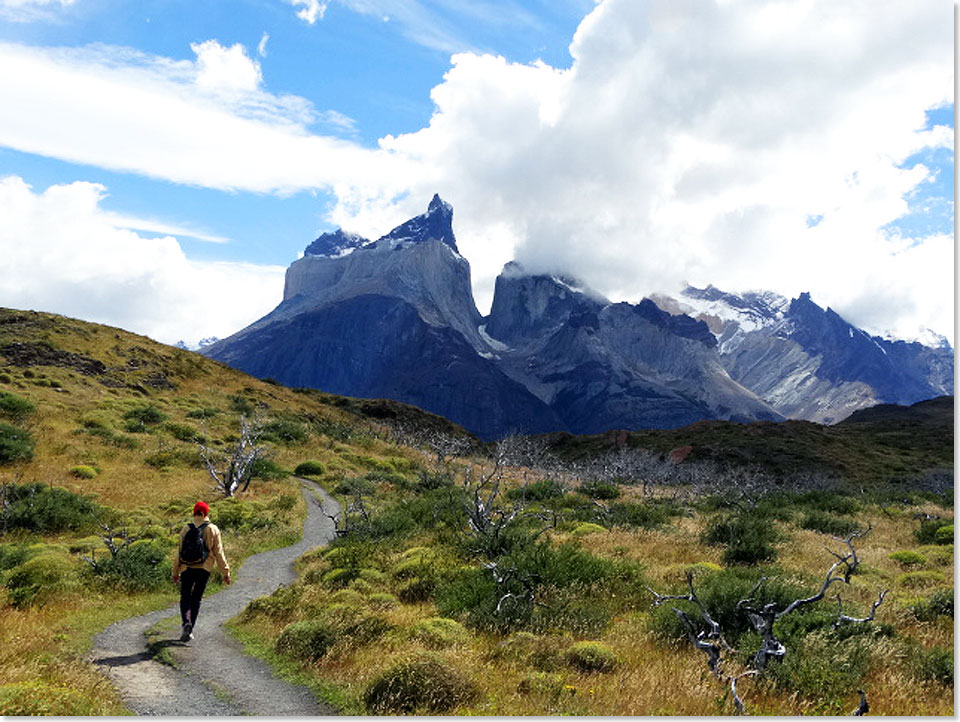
[90,478,340,716]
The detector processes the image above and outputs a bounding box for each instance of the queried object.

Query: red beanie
[193,501,209,517]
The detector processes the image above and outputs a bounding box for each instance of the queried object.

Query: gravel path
[90,479,340,716]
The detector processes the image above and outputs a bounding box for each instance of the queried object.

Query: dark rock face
[380,194,458,253]
[210,295,561,440]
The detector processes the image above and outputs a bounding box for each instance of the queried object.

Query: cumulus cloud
[336,0,955,343]
[0,0,952,344]
[0,176,284,346]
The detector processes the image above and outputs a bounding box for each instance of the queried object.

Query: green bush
[5,552,80,608]
[410,617,470,649]
[577,480,621,500]
[211,498,277,533]
[564,641,620,672]
[915,518,953,544]
[934,524,953,545]
[888,550,926,567]
[122,404,167,432]
[163,422,202,443]
[69,465,99,479]
[250,458,289,481]
[363,653,479,714]
[1,483,102,532]
[262,418,309,445]
[397,577,436,604]
[516,671,567,697]
[368,592,399,610]
[276,619,336,661]
[0,543,33,572]
[90,539,170,592]
[0,422,34,464]
[0,681,98,715]
[767,631,873,712]
[897,570,947,589]
[702,512,780,565]
[908,644,953,686]
[648,567,811,645]
[606,501,674,530]
[242,585,303,622]
[907,588,953,622]
[0,391,35,424]
[294,460,326,476]
[186,407,219,419]
[322,568,357,587]
[799,512,861,537]
[506,479,564,502]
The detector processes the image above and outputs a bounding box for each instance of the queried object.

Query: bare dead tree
[197,414,266,497]
[648,528,887,715]
[81,524,140,570]
[484,561,548,616]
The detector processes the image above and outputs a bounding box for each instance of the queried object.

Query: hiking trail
[90,478,339,716]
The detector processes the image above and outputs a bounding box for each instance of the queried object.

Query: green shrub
[918,544,954,566]
[242,585,303,622]
[577,480,621,500]
[294,460,326,476]
[250,458,289,481]
[506,479,564,502]
[90,539,170,592]
[122,404,167,432]
[934,524,953,545]
[907,588,953,621]
[606,501,675,530]
[211,498,277,533]
[363,653,480,714]
[368,592,399,609]
[330,588,365,606]
[0,543,33,571]
[564,641,620,672]
[397,577,435,604]
[915,518,953,544]
[334,477,376,496]
[69,465,99,479]
[516,672,567,697]
[410,617,470,649]
[648,567,810,645]
[799,512,861,537]
[163,422,202,443]
[767,631,873,712]
[888,550,926,567]
[5,552,80,608]
[908,644,953,686]
[322,568,357,587]
[262,418,309,445]
[897,570,947,589]
[703,512,780,565]
[0,391,34,424]
[1,483,102,532]
[0,422,34,464]
[0,681,98,715]
[186,407,219,419]
[276,619,336,661]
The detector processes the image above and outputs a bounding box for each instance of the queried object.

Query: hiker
[172,501,231,642]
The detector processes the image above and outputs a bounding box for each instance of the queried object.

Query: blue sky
[0,0,953,347]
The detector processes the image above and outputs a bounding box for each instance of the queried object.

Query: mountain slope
[652,285,954,423]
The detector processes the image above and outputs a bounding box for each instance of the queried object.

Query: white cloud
[0,0,72,22]
[191,40,262,94]
[0,176,284,346]
[287,0,327,24]
[257,32,270,58]
[0,0,952,345]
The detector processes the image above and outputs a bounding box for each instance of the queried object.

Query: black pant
[179,567,210,627]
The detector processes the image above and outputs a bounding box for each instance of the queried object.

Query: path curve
[90,478,340,716]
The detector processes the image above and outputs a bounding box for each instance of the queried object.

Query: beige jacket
[173,516,230,575]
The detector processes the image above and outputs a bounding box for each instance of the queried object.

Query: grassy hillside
[0,307,952,715]
[542,396,953,485]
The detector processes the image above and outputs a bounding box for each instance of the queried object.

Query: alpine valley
[204,197,953,440]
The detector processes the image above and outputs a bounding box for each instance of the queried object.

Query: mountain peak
[379,194,458,253]
[303,229,369,258]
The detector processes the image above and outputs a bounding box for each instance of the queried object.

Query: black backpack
[179,522,210,565]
